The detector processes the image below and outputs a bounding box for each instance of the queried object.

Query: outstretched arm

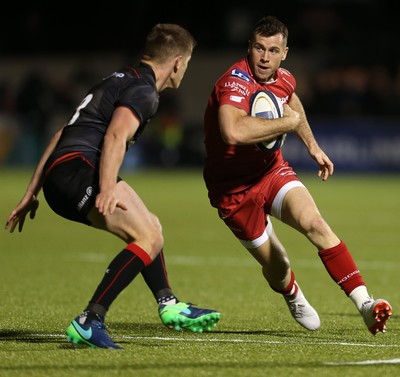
[289,93,334,181]
[5,126,64,233]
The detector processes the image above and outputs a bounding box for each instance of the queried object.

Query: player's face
[248,33,288,83]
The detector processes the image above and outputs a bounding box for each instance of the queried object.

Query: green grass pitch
[1,168,399,377]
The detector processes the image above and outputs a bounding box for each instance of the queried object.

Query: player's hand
[282,104,301,131]
[309,146,334,181]
[5,193,39,233]
[95,190,127,216]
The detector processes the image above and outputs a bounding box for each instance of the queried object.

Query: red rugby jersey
[203,57,296,197]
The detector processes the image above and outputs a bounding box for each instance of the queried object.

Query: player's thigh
[281,187,340,249]
[89,181,161,243]
[280,186,321,232]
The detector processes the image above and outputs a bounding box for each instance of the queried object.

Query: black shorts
[43,152,99,225]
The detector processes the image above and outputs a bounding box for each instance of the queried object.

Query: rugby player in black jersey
[5,23,220,349]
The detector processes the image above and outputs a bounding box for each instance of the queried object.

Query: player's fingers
[95,197,107,215]
[107,203,116,215]
[96,195,115,215]
[98,199,114,216]
[7,217,17,233]
[108,198,124,215]
[317,167,326,181]
[322,166,330,181]
[99,203,108,216]
[116,201,128,211]
[5,210,17,226]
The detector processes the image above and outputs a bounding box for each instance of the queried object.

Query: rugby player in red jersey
[5,23,220,349]
[203,15,391,335]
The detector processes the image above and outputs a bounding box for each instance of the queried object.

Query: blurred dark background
[1,0,399,171]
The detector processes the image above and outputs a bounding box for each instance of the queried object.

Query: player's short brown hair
[250,16,288,43]
[143,23,197,63]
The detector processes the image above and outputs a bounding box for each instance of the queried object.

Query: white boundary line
[119,335,400,348]
[324,359,400,365]
[28,333,400,349]
[27,334,400,365]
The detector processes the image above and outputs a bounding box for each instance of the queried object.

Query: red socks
[318,241,365,296]
[270,271,298,297]
[281,271,298,297]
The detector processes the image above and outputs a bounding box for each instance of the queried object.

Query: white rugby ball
[250,90,286,152]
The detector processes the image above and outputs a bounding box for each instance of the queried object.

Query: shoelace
[94,321,107,330]
[289,302,306,318]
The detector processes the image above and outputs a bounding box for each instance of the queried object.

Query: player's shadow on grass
[0,329,65,344]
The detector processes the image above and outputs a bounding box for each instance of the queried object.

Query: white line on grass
[31,333,399,349]
[324,358,400,365]
[30,333,400,366]
[119,335,399,348]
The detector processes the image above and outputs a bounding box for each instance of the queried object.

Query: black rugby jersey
[53,62,158,161]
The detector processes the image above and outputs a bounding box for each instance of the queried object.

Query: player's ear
[282,46,289,61]
[173,55,182,73]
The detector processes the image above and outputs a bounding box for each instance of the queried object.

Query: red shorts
[211,162,303,246]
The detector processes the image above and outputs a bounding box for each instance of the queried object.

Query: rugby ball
[250,90,286,152]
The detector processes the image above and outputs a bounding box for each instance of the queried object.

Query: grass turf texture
[1,168,399,377]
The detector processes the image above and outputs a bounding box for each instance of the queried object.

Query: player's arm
[289,92,334,180]
[218,103,299,145]
[5,126,65,233]
[95,106,139,216]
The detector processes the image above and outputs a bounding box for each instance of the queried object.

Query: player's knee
[132,229,164,260]
[121,222,164,257]
[150,213,163,233]
[142,218,164,255]
[150,230,164,253]
[306,214,332,239]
